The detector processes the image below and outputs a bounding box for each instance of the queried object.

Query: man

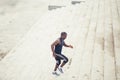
[51,32,73,75]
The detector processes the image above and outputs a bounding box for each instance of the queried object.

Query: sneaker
[52,71,60,76]
[58,67,64,73]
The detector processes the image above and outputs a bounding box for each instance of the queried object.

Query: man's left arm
[64,42,73,48]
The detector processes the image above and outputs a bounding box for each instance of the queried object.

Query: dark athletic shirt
[55,38,65,54]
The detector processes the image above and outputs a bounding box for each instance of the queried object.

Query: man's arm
[51,40,59,57]
[64,42,73,48]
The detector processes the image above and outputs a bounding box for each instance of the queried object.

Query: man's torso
[55,38,64,54]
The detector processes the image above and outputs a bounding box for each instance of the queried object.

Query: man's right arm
[51,40,59,57]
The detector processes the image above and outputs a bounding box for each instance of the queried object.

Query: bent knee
[64,58,68,63]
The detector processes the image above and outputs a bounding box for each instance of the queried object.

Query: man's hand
[69,45,73,48]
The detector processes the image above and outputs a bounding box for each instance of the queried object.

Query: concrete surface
[0,0,120,80]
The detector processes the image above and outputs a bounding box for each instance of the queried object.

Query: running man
[51,32,73,75]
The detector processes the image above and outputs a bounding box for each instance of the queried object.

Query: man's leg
[52,59,61,75]
[54,58,61,71]
[54,64,59,71]
[60,54,68,68]
[60,62,66,68]
[56,54,68,73]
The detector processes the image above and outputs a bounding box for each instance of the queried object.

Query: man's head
[60,32,67,40]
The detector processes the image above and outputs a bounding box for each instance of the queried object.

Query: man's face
[61,34,67,40]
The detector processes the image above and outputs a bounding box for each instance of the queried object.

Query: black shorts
[55,54,68,65]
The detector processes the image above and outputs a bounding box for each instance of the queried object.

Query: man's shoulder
[56,38,60,41]
[55,38,60,43]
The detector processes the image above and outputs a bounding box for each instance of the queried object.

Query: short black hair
[61,32,67,36]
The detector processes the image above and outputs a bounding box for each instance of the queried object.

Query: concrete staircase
[0,0,120,80]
